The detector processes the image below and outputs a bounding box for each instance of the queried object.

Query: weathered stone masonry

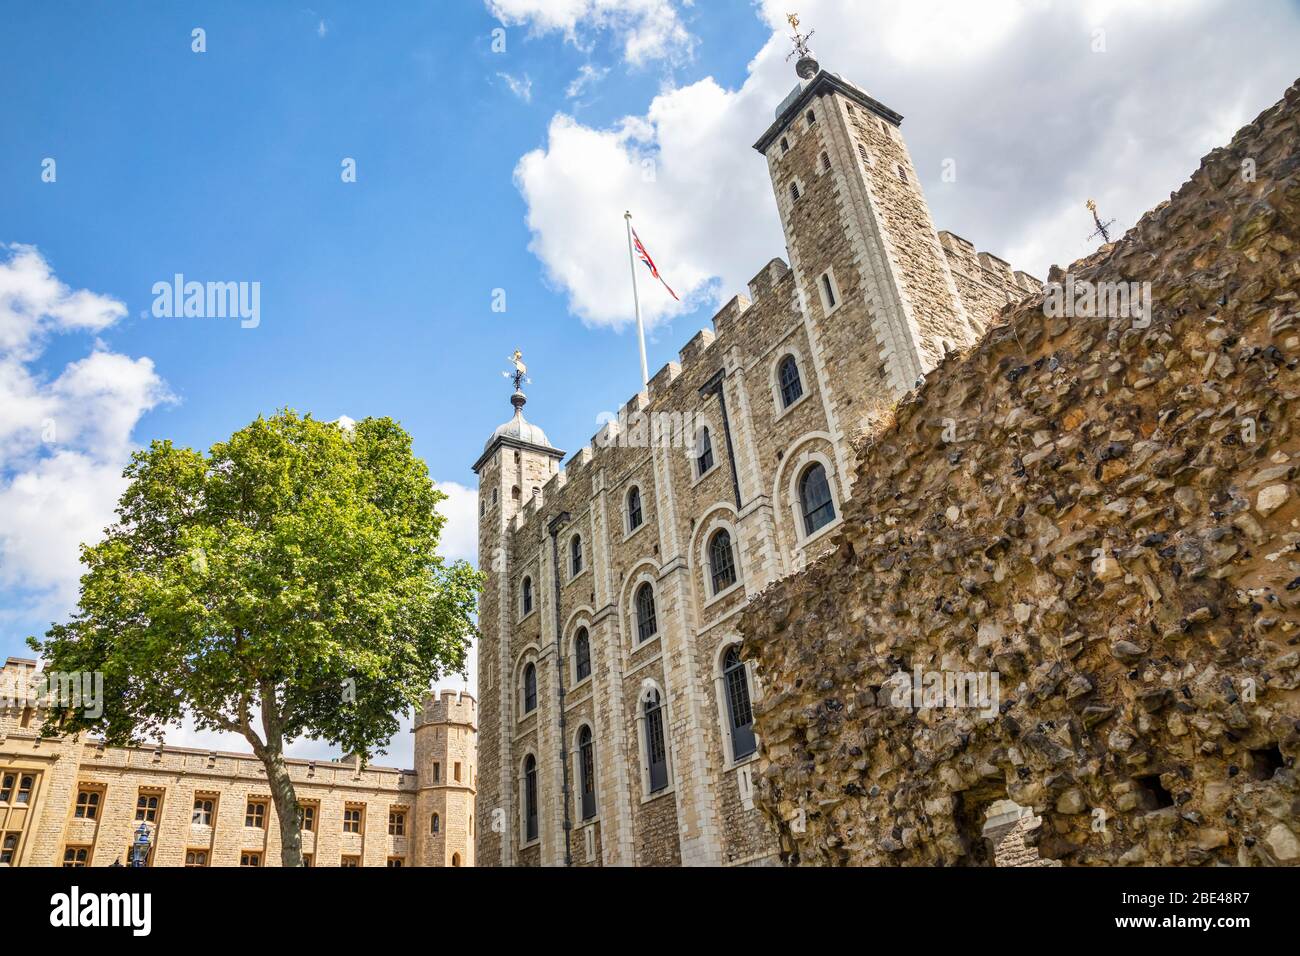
[741,79,1300,866]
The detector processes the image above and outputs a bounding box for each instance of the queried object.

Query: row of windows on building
[61,845,455,868]
[515,644,757,844]
[518,457,837,622]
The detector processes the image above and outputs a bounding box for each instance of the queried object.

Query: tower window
[522,662,537,714]
[480,500,485,517]
[643,691,669,793]
[897,164,908,183]
[521,576,533,615]
[431,812,440,834]
[778,355,803,408]
[578,726,597,821]
[695,427,714,477]
[626,486,643,532]
[779,136,789,154]
[523,755,539,842]
[709,529,738,595]
[805,108,816,128]
[799,463,836,536]
[723,646,757,761]
[789,182,800,203]
[880,118,890,135]
[857,143,869,164]
[635,583,658,644]
[573,627,591,682]
[820,151,831,173]
[570,534,583,577]
[820,271,838,311]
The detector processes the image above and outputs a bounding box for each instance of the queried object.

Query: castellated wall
[739,79,1300,866]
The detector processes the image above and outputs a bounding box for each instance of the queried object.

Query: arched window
[779,136,789,154]
[431,812,440,834]
[523,754,539,842]
[573,627,591,682]
[723,646,756,761]
[452,852,461,867]
[643,691,668,793]
[635,583,657,644]
[789,182,801,203]
[820,151,831,172]
[512,485,521,502]
[695,427,714,477]
[522,662,537,714]
[709,530,737,595]
[627,486,643,531]
[799,463,836,536]
[521,576,533,615]
[778,355,803,408]
[578,725,596,820]
[570,535,583,576]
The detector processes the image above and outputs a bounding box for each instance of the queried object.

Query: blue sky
[3,0,1298,764]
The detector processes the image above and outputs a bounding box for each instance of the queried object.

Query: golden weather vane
[502,349,530,392]
[785,13,820,78]
[1086,198,1117,244]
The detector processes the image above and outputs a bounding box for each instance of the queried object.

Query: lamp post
[128,822,153,868]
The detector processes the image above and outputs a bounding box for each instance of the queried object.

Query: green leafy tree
[31,410,480,867]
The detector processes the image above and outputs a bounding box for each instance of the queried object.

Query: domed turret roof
[482,391,556,452]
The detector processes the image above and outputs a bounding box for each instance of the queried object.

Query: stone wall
[740,79,1300,866]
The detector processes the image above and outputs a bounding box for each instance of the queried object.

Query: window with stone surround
[696,426,714,477]
[452,852,462,866]
[521,575,533,615]
[643,690,669,794]
[74,786,103,820]
[388,808,406,836]
[635,583,658,643]
[299,801,317,832]
[778,355,804,408]
[240,850,262,867]
[805,108,816,128]
[709,529,738,595]
[387,857,404,867]
[523,754,539,843]
[245,799,267,829]
[799,463,836,536]
[578,724,597,821]
[573,627,591,683]
[780,136,789,154]
[340,854,360,867]
[454,762,462,782]
[789,181,801,203]
[818,270,840,313]
[570,533,583,577]
[62,845,90,867]
[135,788,163,823]
[723,645,757,762]
[626,486,643,531]
[343,804,364,834]
[522,662,538,714]
[192,794,216,826]
[184,849,208,867]
[431,812,440,834]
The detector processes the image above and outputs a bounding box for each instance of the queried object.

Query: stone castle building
[0,657,476,867]
[473,45,1039,866]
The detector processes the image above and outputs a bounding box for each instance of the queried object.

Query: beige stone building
[474,48,1038,867]
[0,656,476,867]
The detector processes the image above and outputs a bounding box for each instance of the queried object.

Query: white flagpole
[625,210,650,387]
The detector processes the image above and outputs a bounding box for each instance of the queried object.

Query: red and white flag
[631,227,679,301]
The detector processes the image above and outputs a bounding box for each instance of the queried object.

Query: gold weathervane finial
[503,349,529,392]
[785,12,819,78]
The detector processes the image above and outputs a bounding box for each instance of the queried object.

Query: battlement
[937,230,1040,292]
[417,688,477,729]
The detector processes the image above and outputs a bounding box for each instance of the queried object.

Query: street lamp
[128,822,153,868]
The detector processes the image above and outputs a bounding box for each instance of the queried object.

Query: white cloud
[487,0,694,65]
[567,63,610,99]
[512,0,1300,327]
[0,246,170,620]
[498,71,534,103]
[435,480,479,565]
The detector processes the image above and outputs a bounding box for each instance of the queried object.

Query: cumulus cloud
[512,0,1300,329]
[566,62,610,99]
[0,246,171,621]
[435,480,479,565]
[487,0,694,65]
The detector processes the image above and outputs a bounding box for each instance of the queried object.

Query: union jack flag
[631,227,679,301]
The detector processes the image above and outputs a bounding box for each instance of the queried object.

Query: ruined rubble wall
[739,79,1300,866]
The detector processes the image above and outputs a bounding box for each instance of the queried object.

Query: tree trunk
[261,745,305,867]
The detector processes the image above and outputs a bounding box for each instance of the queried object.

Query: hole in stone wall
[1133,774,1175,811]
[1248,744,1284,781]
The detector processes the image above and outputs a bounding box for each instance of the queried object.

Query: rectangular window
[857,143,869,164]
[343,806,362,834]
[388,809,406,836]
[62,846,91,867]
[240,851,261,867]
[75,787,102,820]
[897,164,908,183]
[341,855,360,867]
[135,789,162,823]
[789,182,800,203]
[303,853,313,867]
[387,857,405,868]
[432,762,441,783]
[300,802,317,832]
[454,762,462,783]
[245,800,267,829]
[0,832,18,865]
[192,795,216,826]
[184,849,208,867]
